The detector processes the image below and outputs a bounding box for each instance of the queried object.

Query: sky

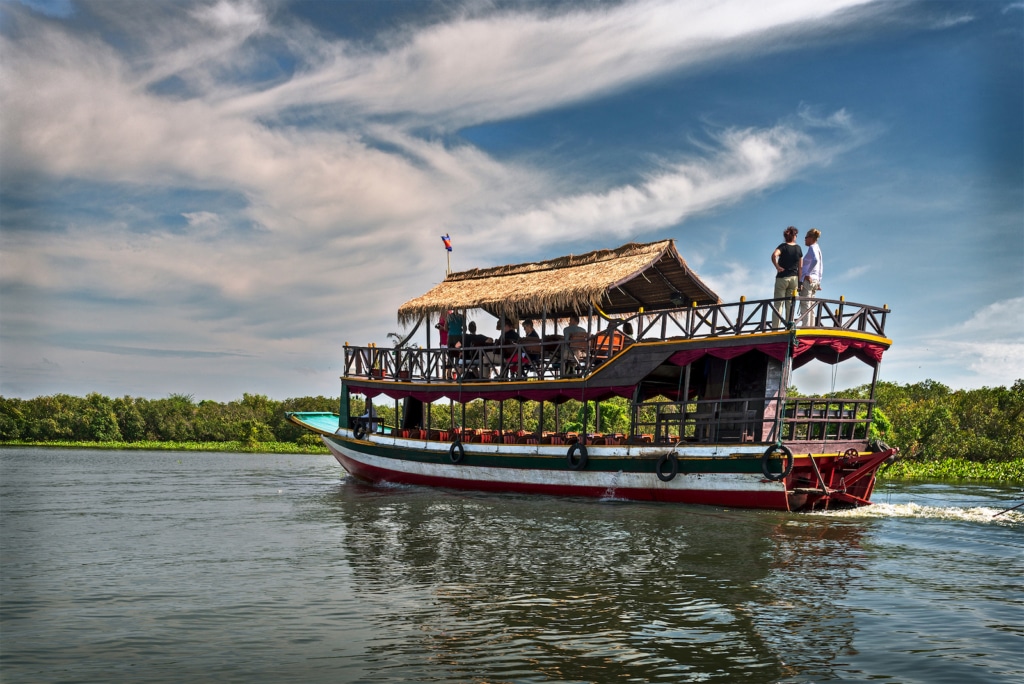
[1,0,1021,402]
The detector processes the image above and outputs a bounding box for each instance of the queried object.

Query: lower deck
[286,413,894,512]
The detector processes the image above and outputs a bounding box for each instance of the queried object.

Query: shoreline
[0,440,330,455]
[3,441,1021,484]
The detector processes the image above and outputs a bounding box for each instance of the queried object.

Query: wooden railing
[357,396,878,446]
[344,296,889,383]
[634,397,877,445]
[632,296,888,340]
[778,398,877,443]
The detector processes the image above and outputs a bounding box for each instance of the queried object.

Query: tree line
[0,379,1021,462]
[0,393,338,447]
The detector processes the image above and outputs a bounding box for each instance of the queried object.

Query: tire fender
[761,444,794,481]
[567,443,588,470]
[449,440,465,464]
[656,452,679,482]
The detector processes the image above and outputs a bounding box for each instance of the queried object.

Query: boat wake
[812,501,1024,525]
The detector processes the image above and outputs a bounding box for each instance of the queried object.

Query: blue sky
[1,0,1021,401]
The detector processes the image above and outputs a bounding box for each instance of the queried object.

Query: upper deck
[343,295,891,389]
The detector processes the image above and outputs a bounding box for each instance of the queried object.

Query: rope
[773,329,797,447]
[820,348,840,450]
[714,358,729,454]
[993,501,1024,518]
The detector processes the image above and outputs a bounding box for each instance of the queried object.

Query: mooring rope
[772,328,797,447]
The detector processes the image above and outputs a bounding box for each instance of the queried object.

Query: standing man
[771,226,803,329]
[446,309,465,349]
[799,228,823,324]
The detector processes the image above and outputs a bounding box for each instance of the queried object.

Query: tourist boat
[288,240,898,511]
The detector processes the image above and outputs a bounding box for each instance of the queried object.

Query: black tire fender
[761,444,794,481]
[656,452,679,482]
[352,420,367,440]
[449,440,465,464]
[567,443,588,470]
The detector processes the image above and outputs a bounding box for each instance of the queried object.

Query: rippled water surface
[2,448,1021,683]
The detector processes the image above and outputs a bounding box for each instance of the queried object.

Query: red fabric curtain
[666,338,884,369]
[668,342,789,367]
[791,338,885,368]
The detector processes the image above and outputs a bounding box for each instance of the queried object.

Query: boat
[288,239,898,511]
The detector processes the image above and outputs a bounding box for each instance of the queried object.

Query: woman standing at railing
[799,228,824,323]
[771,226,803,329]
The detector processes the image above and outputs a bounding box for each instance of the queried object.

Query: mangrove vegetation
[1,379,1021,482]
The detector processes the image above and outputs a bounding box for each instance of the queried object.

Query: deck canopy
[398,240,719,324]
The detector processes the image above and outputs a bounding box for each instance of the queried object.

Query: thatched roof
[397,239,720,324]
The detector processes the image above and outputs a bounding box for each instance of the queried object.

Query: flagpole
[442,234,453,276]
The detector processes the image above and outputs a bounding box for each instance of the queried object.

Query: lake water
[1,447,1021,683]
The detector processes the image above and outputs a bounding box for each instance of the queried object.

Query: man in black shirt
[461,321,492,348]
[771,226,803,329]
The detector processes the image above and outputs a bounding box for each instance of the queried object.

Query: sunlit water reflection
[1,448,1020,683]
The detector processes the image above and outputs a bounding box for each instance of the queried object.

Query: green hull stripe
[326,437,771,475]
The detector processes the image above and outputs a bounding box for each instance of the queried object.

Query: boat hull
[320,432,894,512]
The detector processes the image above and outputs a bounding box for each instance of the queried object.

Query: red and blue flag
[441,234,453,252]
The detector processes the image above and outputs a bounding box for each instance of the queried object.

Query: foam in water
[812,501,1024,525]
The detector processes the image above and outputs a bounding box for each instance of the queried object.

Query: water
[1,448,1021,683]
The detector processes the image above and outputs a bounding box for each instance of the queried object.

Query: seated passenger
[461,321,492,348]
[500,320,520,347]
[451,321,490,380]
[521,319,542,363]
[562,315,586,338]
[483,320,519,369]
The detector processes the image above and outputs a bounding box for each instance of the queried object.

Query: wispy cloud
[887,298,1024,388]
[2,0,934,400]
[482,114,863,252]
[215,0,877,126]
[928,14,974,30]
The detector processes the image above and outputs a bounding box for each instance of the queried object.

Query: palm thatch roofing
[397,239,719,324]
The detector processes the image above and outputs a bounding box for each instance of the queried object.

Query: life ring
[352,419,367,440]
[449,440,465,464]
[761,444,794,481]
[567,443,588,470]
[656,452,679,482]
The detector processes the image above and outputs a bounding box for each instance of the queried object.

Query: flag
[441,234,452,252]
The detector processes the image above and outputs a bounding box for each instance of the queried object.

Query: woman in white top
[799,228,823,322]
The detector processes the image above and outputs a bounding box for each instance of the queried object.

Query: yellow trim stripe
[794,328,892,346]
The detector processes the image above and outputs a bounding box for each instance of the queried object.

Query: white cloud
[0,0,873,243]
[0,0,899,399]
[938,298,1024,385]
[193,0,264,31]
[929,14,974,30]
[885,298,1024,388]
[701,262,762,303]
[481,121,858,253]
[218,0,876,126]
